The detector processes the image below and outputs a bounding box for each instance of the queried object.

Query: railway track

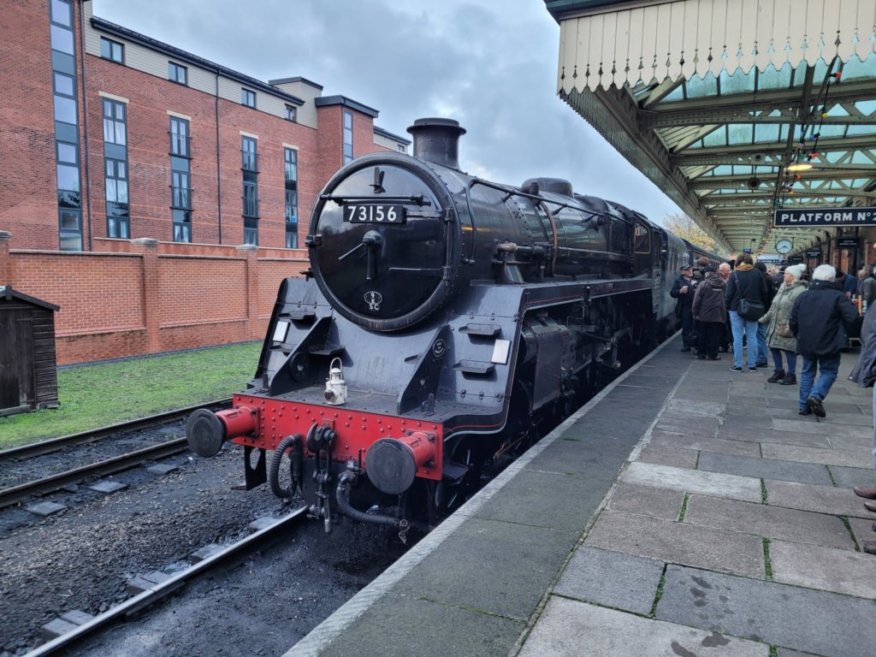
[22,506,308,657]
[0,400,229,509]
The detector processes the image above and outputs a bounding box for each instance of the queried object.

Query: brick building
[0,0,409,365]
[0,0,409,252]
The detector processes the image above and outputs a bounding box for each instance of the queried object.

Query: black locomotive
[186,118,718,538]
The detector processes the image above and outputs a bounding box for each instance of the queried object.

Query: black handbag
[738,298,765,321]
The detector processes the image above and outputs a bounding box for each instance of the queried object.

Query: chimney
[406,118,466,170]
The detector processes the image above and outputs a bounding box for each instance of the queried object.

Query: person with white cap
[757,264,807,385]
[789,264,861,417]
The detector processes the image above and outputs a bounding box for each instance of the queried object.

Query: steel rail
[21,507,307,657]
[0,438,191,509]
[0,399,230,462]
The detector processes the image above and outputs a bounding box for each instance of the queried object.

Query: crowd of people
[672,255,875,554]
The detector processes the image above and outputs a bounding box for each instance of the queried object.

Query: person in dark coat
[789,264,861,418]
[670,264,698,352]
[717,262,732,352]
[849,304,876,554]
[725,254,769,371]
[691,264,726,360]
[754,261,777,367]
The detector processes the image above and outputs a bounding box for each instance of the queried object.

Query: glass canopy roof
[547,0,876,256]
[626,51,876,255]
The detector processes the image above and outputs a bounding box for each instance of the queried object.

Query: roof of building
[0,286,60,310]
[91,16,306,106]
[314,95,379,118]
[268,76,324,91]
[373,125,411,145]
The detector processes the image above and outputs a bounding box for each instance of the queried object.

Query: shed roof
[0,286,60,311]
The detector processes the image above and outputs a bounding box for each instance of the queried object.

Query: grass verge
[0,342,261,448]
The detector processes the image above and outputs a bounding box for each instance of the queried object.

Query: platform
[283,334,876,657]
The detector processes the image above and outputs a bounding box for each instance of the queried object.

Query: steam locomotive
[186,118,718,539]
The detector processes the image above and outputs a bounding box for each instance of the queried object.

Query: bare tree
[663,213,716,252]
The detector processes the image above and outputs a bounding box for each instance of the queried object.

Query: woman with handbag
[725,253,770,371]
[757,264,807,384]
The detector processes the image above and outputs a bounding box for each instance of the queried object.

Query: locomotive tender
[186,118,716,538]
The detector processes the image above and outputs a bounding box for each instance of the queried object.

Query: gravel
[0,445,409,656]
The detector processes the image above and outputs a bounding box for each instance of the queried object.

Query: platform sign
[774,207,876,227]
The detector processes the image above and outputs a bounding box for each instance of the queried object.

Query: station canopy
[544,0,876,256]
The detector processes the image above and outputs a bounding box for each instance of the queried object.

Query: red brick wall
[0,0,64,249]
[0,233,307,365]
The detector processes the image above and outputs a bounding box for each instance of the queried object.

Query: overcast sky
[94,0,683,224]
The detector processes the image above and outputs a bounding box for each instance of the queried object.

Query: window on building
[241,88,256,108]
[52,72,77,125]
[105,158,130,238]
[100,37,124,63]
[168,61,187,85]
[101,99,129,239]
[169,116,188,157]
[102,99,126,145]
[284,147,298,248]
[285,105,297,122]
[241,136,257,171]
[50,0,71,27]
[169,117,192,242]
[343,110,353,164]
[50,0,81,251]
[50,24,74,54]
[59,209,83,251]
[241,136,258,245]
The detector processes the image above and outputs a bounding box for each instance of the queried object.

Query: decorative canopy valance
[558,0,876,93]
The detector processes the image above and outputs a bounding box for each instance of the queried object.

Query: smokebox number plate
[343,204,407,224]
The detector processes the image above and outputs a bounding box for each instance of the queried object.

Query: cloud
[94,0,682,221]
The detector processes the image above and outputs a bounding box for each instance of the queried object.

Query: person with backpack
[725,254,770,371]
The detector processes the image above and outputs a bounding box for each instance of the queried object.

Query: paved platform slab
[607,482,684,521]
[761,443,872,468]
[622,461,762,503]
[636,443,699,469]
[765,479,874,519]
[650,431,762,457]
[683,495,853,550]
[553,546,664,615]
[585,509,766,578]
[519,598,767,657]
[770,539,876,598]
[698,452,832,486]
[656,565,876,657]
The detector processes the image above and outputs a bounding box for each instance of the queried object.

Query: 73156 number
[343,204,406,224]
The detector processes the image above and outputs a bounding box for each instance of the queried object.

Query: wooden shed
[0,286,60,416]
